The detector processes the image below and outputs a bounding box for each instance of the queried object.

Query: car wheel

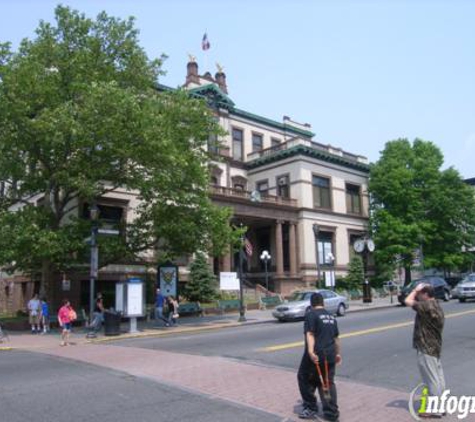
[443,290,450,302]
[459,298,466,303]
[337,304,346,317]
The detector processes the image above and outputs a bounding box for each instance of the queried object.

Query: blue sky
[1,0,474,178]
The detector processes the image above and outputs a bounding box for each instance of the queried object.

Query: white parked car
[454,274,475,303]
[272,290,348,322]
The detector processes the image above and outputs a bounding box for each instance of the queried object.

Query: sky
[1,0,474,178]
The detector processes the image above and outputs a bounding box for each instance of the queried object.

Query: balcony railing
[247,137,369,165]
[210,185,298,207]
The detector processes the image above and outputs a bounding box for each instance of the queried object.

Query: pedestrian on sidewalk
[405,283,445,408]
[40,297,50,334]
[90,292,105,332]
[167,296,179,326]
[297,292,341,421]
[27,293,41,334]
[155,288,169,327]
[58,299,77,346]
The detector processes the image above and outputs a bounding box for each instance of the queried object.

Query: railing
[247,137,368,164]
[209,185,298,207]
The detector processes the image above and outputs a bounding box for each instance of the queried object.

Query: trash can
[103,310,121,336]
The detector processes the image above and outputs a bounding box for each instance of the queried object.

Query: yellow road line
[260,308,475,352]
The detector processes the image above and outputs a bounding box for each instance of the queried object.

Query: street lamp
[312,224,322,288]
[260,250,271,296]
[237,227,246,322]
[87,203,99,339]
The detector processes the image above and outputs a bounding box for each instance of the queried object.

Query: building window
[346,183,361,214]
[252,133,263,152]
[271,138,281,148]
[210,176,219,185]
[256,180,269,196]
[277,175,290,199]
[207,133,219,155]
[313,176,331,209]
[317,232,334,265]
[232,128,243,161]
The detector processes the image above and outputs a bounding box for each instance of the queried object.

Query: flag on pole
[202,32,210,51]
[244,237,253,257]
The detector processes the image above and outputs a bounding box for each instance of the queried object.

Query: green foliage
[369,139,475,283]
[345,256,365,289]
[183,253,218,303]
[0,6,235,293]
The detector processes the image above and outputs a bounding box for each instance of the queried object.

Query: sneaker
[298,407,318,419]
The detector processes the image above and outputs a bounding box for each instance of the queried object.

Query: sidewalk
[1,297,398,348]
[10,339,445,422]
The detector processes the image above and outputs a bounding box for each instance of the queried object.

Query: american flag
[202,32,210,51]
[244,237,253,257]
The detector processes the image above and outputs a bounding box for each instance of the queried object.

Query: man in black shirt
[297,292,341,421]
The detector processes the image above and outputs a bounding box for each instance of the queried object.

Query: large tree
[369,138,475,284]
[0,6,235,296]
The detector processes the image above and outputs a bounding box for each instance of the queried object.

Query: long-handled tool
[315,356,331,401]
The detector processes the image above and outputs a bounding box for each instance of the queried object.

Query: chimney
[215,71,228,94]
[186,58,199,85]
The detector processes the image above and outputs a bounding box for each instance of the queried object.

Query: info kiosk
[116,278,145,333]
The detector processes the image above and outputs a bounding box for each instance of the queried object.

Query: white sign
[220,272,239,291]
[62,279,71,291]
[324,271,335,288]
[115,283,124,313]
[126,283,144,317]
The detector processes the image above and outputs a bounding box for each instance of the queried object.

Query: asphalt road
[0,350,282,422]
[115,300,475,396]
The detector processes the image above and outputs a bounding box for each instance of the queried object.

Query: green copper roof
[247,144,370,172]
[188,84,235,109]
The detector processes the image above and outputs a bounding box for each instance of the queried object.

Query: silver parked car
[272,290,349,322]
[454,274,475,303]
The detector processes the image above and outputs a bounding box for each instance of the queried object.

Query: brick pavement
[27,340,428,422]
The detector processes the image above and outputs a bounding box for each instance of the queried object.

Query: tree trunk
[39,259,53,300]
[404,265,412,286]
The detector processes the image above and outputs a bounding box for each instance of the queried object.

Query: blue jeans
[155,307,168,325]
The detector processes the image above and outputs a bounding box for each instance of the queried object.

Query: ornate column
[275,220,284,276]
[289,221,297,277]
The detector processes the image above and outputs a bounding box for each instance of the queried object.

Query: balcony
[209,185,298,207]
[247,137,369,165]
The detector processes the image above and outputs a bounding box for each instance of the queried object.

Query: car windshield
[289,292,312,302]
[463,275,475,283]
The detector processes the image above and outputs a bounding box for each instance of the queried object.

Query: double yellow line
[261,308,475,353]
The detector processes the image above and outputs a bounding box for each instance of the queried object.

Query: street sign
[90,246,98,278]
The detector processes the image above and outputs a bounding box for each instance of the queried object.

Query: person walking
[405,283,445,415]
[27,293,41,334]
[40,298,50,334]
[58,299,77,346]
[297,292,341,421]
[155,288,169,327]
[91,292,105,332]
[167,296,179,326]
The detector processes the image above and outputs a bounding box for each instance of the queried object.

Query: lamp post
[238,229,246,322]
[312,224,321,288]
[260,250,271,296]
[87,203,100,339]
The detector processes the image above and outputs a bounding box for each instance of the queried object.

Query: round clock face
[354,239,365,253]
[367,239,375,252]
